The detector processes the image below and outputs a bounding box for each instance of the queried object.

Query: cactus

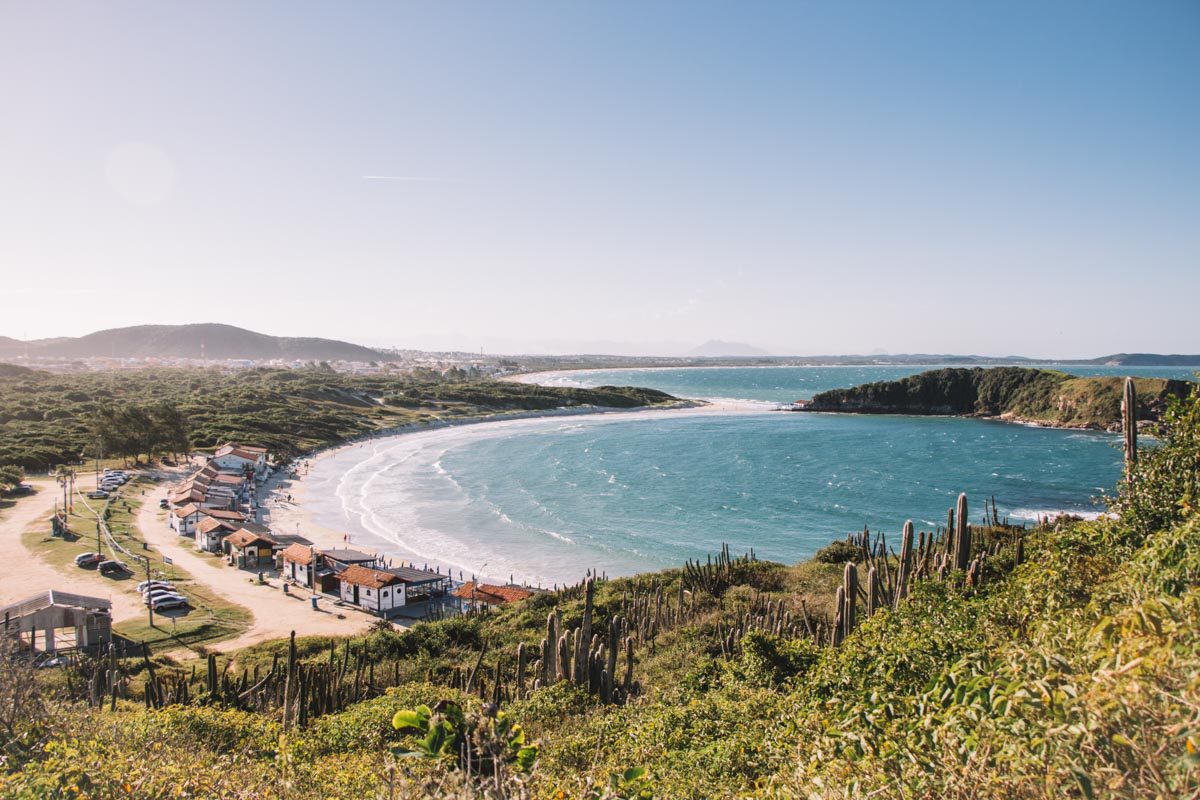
[842,563,858,640]
[954,493,971,572]
[866,566,878,618]
[1123,376,1137,470]
[895,520,914,606]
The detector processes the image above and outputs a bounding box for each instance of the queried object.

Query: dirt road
[134,476,373,652]
[0,479,145,621]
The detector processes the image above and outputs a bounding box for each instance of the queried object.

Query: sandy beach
[258,400,770,580]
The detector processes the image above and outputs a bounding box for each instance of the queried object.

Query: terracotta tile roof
[223,528,277,549]
[215,444,265,461]
[196,517,236,535]
[173,503,200,518]
[281,544,314,565]
[202,509,247,522]
[451,582,535,605]
[338,565,402,590]
[212,474,245,485]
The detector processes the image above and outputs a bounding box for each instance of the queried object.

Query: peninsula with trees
[797,366,1196,430]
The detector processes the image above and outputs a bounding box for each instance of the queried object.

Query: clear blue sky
[1,2,1197,356]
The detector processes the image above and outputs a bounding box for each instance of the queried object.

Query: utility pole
[146,557,154,628]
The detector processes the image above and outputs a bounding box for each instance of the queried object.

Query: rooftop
[451,582,536,605]
[338,564,401,590]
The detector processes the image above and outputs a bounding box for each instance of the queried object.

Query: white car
[143,590,186,606]
[137,580,175,593]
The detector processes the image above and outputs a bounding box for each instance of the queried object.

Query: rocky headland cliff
[797,367,1193,430]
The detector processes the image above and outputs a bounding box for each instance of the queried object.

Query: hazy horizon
[2,2,1197,357]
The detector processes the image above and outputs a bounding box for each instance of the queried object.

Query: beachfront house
[223,525,277,569]
[195,516,239,553]
[169,503,204,536]
[451,581,536,612]
[213,443,269,479]
[336,565,407,614]
[280,543,316,587]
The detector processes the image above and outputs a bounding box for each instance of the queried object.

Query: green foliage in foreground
[0,366,677,469]
[3,390,1199,799]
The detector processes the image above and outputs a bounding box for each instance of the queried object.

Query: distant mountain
[0,324,388,362]
[1084,353,1200,367]
[685,340,772,358]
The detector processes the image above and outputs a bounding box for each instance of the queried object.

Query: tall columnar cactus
[543,611,558,684]
[866,565,878,618]
[1123,376,1138,471]
[842,563,858,640]
[895,520,914,607]
[832,586,845,646]
[954,493,971,572]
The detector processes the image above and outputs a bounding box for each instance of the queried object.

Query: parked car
[8,483,34,495]
[98,560,128,576]
[151,597,189,612]
[144,591,186,607]
[74,552,105,568]
[159,498,169,509]
[86,490,109,500]
[142,588,184,602]
[137,580,175,593]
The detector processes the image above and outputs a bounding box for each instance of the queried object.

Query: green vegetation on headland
[800,366,1195,429]
[3,386,1199,798]
[0,364,678,469]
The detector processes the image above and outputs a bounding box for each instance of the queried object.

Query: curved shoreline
[261,400,766,581]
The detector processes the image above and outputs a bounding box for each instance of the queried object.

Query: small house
[170,503,204,536]
[223,526,278,569]
[280,543,316,587]
[195,516,238,553]
[212,443,269,479]
[337,565,406,614]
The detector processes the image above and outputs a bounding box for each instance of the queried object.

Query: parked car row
[73,551,128,576]
[138,580,189,611]
[98,469,130,493]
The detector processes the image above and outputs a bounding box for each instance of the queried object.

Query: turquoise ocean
[303,365,1197,586]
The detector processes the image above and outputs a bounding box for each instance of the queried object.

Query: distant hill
[1084,353,1200,367]
[0,324,388,362]
[685,340,771,358]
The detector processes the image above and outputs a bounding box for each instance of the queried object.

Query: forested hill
[0,323,386,361]
[801,366,1194,429]
[0,367,678,469]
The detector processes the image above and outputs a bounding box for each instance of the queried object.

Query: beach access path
[134,470,375,652]
[0,478,146,622]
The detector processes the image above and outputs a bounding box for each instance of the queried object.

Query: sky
[1,2,1197,358]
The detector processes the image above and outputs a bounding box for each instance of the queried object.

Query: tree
[0,465,23,492]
